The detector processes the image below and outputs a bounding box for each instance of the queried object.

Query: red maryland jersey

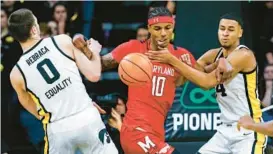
[112,39,196,139]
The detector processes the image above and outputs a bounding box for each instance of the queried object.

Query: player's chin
[220,43,231,48]
[158,43,168,49]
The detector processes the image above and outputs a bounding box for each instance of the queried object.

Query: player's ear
[30,25,37,36]
[238,28,243,38]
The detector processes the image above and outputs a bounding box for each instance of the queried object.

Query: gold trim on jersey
[243,69,266,154]
[252,119,267,154]
[29,92,50,154]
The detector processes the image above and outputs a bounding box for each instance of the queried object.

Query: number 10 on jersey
[152,76,166,96]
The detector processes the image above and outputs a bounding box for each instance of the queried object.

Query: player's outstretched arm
[101,40,137,71]
[57,34,101,82]
[10,67,40,119]
[170,48,254,89]
[169,56,219,89]
[147,48,253,89]
[238,115,273,137]
[101,53,119,71]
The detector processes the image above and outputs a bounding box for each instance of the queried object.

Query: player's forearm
[250,121,273,137]
[86,52,101,82]
[169,56,218,89]
[74,50,101,82]
[262,88,273,107]
[19,98,40,120]
[101,53,119,71]
[204,63,217,73]
[196,62,217,73]
[91,53,101,80]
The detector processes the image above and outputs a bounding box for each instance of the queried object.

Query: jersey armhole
[16,64,27,91]
[50,37,75,62]
[213,48,223,62]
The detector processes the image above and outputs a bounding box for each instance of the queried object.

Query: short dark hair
[220,12,244,28]
[8,9,35,42]
[148,7,172,19]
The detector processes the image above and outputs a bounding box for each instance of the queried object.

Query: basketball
[118,53,153,86]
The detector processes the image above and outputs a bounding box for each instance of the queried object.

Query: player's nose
[160,29,167,37]
[223,30,229,36]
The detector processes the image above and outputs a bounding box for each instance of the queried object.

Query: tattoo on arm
[101,53,119,71]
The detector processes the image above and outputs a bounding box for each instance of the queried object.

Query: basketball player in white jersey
[8,9,118,154]
[146,13,267,154]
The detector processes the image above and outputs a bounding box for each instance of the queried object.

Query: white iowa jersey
[16,37,92,124]
[215,45,262,123]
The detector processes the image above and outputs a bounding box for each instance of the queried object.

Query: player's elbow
[269,123,273,137]
[86,73,101,82]
[199,81,215,90]
[196,76,215,90]
[200,85,213,90]
[269,130,273,137]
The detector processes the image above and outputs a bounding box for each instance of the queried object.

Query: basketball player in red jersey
[79,7,194,153]
[109,7,195,154]
[75,7,198,154]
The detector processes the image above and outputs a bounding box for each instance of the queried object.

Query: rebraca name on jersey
[26,46,50,66]
[45,77,72,99]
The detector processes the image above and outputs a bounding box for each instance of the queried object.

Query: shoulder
[206,48,222,55]
[171,45,193,56]
[198,47,222,62]
[126,39,145,46]
[116,39,144,49]
[53,34,73,47]
[235,46,254,59]
[54,34,72,41]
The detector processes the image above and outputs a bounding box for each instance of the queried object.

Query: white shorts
[198,122,267,154]
[44,106,118,154]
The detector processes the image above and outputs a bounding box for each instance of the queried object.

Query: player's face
[218,19,242,48]
[149,23,174,49]
[1,10,8,29]
[54,5,67,22]
[136,28,149,42]
[264,65,273,80]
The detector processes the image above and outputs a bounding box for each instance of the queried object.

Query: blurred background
[1,1,273,154]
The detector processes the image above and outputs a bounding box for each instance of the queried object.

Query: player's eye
[165,26,172,30]
[154,27,161,31]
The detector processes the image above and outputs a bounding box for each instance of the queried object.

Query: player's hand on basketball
[92,101,106,114]
[146,49,173,63]
[108,108,122,131]
[237,115,255,131]
[216,58,233,83]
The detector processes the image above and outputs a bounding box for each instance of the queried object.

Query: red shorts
[120,124,175,154]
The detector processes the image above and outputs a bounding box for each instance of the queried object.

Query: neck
[1,28,8,38]
[223,40,240,56]
[20,37,41,53]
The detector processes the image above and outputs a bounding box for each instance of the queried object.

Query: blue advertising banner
[165,82,220,141]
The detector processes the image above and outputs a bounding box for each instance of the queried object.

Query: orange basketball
[118,53,153,86]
